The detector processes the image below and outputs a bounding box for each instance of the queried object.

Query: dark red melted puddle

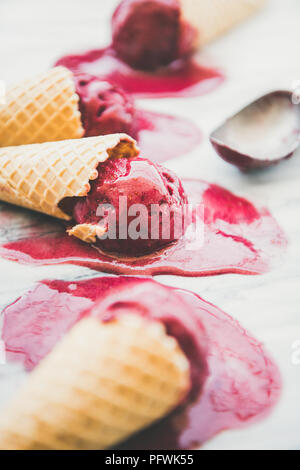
[0,180,286,276]
[134,109,202,163]
[55,47,223,99]
[1,276,280,449]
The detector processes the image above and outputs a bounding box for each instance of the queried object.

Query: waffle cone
[0,134,139,221]
[181,0,267,46]
[68,223,106,244]
[0,67,84,147]
[0,315,190,450]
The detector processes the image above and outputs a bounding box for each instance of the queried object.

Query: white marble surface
[0,0,300,450]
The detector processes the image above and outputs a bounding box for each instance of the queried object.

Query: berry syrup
[1,276,281,449]
[56,47,223,99]
[0,180,286,277]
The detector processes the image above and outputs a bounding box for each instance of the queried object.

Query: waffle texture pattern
[0,134,138,220]
[0,67,84,147]
[0,315,190,450]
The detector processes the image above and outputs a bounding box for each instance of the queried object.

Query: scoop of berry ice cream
[74,73,136,137]
[112,0,197,70]
[71,156,187,256]
[88,280,209,403]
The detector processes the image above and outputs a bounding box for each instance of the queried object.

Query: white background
[0,0,300,450]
